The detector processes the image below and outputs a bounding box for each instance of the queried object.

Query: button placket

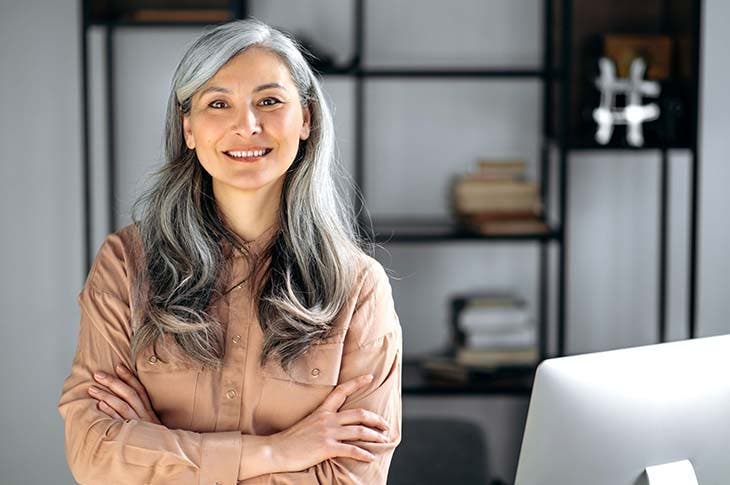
[214,271,249,431]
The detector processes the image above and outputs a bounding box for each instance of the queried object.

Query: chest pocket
[260,341,343,384]
[255,342,344,433]
[135,336,201,430]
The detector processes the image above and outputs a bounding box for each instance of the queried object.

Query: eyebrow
[198,82,286,97]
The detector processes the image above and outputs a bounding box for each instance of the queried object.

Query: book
[463,326,537,349]
[454,197,543,213]
[420,355,535,385]
[476,159,527,174]
[454,180,539,198]
[459,306,531,331]
[474,219,550,235]
[455,347,538,368]
[463,171,526,182]
[458,293,525,307]
[127,9,233,23]
[459,210,542,223]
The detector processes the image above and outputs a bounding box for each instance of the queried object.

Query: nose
[232,105,261,135]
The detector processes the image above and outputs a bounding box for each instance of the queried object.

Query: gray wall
[1,0,728,483]
[0,1,83,484]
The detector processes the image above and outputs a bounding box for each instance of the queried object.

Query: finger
[115,364,155,413]
[332,443,376,463]
[334,424,390,444]
[96,399,123,420]
[93,371,148,419]
[317,374,373,412]
[88,386,140,421]
[337,408,390,432]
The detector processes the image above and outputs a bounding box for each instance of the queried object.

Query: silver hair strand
[128,18,375,375]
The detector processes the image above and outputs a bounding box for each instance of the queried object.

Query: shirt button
[148,355,158,364]
[311,368,320,377]
[226,389,237,399]
[232,335,241,344]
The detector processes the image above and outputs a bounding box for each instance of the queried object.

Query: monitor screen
[514,334,730,485]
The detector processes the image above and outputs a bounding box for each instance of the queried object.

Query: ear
[300,103,311,141]
[182,113,196,149]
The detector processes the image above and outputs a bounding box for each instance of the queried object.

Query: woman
[58,18,402,484]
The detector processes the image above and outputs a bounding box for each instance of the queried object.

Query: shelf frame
[79,0,702,394]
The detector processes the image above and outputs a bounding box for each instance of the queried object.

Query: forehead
[199,47,296,94]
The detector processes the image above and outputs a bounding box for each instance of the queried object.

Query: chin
[219,173,287,193]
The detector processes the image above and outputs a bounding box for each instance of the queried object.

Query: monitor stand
[645,460,698,485]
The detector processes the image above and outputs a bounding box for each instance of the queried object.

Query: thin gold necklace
[223,275,249,296]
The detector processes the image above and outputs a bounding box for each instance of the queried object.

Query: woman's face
[182,47,311,194]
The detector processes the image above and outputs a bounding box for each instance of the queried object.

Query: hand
[268,374,392,473]
[87,364,162,425]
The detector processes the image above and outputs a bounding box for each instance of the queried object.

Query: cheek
[273,109,304,139]
[192,115,226,143]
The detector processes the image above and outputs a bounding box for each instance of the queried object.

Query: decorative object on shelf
[593,57,661,147]
[125,9,233,23]
[603,35,672,81]
[589,34,673,147]
[451,159,547,235]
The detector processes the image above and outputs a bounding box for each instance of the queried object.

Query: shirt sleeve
[57,236,243,485]
[238,257,403,485]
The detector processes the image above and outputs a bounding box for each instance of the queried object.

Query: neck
[213,178,283,242]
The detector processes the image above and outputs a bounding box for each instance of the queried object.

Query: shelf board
[402,359,534,396]
[347,67,547,78]
[309,65,558,79]
[547,136,694,152]
[371,218,562,243]
[88,20,231,28]
[565,141,693,151]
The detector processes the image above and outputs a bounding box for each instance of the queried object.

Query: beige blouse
[57,222,402,484]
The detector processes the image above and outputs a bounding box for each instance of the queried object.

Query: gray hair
[129,18,374,375]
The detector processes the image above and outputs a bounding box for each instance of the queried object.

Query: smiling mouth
[223,148,273,162]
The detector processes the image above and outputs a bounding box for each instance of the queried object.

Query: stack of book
[452,292,538,369]
[451,159,549,235]
[420,292,539,386]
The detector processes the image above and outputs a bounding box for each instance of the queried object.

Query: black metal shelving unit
[551,0,702,350]
[80,0,702,397]
[357,0,564,395]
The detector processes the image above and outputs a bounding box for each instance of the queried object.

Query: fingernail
[88,386,100,395]
[94,372,106,380]
[365,374,374,381]
[116,364,127,374]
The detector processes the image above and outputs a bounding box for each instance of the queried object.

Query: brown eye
[209,100,227,109]
[259,98,281,107]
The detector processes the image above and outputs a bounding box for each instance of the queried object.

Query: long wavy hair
[128,18,374,375]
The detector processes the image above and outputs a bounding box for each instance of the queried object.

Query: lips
[223,148,273,162]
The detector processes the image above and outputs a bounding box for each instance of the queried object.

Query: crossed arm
[58,249,402,484]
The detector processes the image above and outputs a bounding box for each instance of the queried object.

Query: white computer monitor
[514,334,730,485]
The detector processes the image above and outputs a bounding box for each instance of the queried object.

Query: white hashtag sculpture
[593,57,661,147]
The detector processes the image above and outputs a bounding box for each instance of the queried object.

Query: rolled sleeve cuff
[199,431,243,485]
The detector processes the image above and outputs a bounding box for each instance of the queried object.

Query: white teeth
[227,149,268,158]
